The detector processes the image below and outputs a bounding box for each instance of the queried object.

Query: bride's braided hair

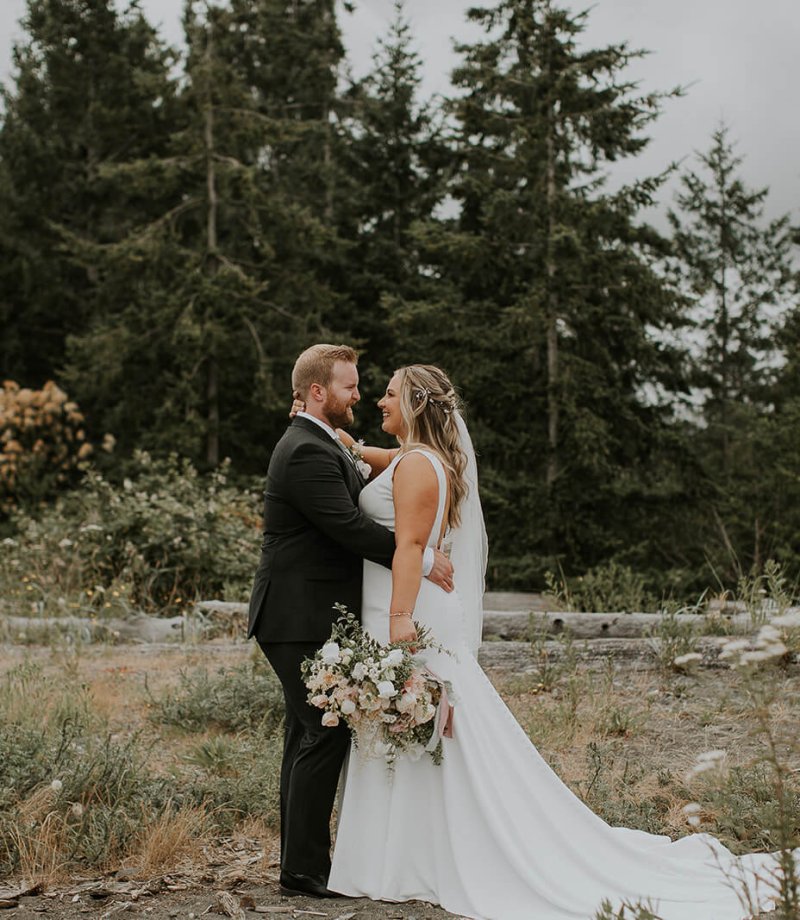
[396,365,467,528]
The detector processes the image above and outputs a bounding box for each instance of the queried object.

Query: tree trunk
[545,45,559,489]
[204,29,220,468]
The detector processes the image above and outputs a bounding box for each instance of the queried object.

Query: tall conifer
[668,126,799,576]
[0,0,177,382]
[337,0,449,407]
[397,0,687,581]
[62,0,349,468]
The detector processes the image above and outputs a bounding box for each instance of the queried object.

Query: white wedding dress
[329,449,788,920]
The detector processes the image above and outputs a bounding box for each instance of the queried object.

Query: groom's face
[321,360,360,428]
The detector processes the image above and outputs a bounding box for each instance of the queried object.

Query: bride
[326,363,789,920]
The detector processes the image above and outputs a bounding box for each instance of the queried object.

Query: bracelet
[389,611,413,618]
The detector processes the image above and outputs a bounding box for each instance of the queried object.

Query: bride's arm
[336,428,399,478]
[388,453,439,644]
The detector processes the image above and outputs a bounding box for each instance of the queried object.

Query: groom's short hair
[292,344,358,398]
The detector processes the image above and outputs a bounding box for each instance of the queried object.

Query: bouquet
[301,605,454,765]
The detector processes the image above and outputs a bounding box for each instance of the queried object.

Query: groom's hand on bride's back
[427,548,454,593]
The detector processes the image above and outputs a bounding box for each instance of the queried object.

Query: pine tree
[668,125,797,475]
[0,0,178,382]
[61,0,350,469]
[336,0,449,410]
[667,127,799,577]
[394,0,689,582]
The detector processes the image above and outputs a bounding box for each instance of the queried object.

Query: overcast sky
[1,0,798,230]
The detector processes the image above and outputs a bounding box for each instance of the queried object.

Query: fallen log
[2,596,793,647]
[477,636,733,671]
[483,610,758,641]
[195,601,763,641]
[0,612,185,643]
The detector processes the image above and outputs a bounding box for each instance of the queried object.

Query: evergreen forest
[2,0,799,599]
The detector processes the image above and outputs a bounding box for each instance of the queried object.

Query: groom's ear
[307,382,325,404]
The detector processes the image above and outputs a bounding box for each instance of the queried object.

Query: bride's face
[377,373,407,438]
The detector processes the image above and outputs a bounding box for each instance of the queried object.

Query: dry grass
[1,640,797,901]
[492,661,800,845]
[7,785,70,887]
[130,803,210,878]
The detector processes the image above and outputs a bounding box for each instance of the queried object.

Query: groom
[248,343,453,899]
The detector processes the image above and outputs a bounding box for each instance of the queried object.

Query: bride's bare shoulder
[392,450,439,479]
[392,450,444,496]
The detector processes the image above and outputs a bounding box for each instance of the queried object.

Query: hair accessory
[413,386,456,415]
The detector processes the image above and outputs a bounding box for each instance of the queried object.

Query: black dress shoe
[279,870,343,898]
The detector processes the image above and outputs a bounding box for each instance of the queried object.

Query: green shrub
[182,732,283,831]
[546,562,655,613]
[1,451,261,613]
[149,658,284,736]
[0,660,284,872]
[576,742,672,835]
[646,608,700,673]
[703,763,800,853]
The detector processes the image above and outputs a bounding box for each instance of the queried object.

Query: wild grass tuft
[147,656,284,735]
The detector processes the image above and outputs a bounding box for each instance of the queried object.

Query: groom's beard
[323,397,355,430]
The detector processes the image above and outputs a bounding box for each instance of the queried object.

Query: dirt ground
[8,886,457,920]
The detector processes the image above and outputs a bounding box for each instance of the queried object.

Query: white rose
[386,648,404,667]
[320,642,341,665]
[340,699,356,715]
[377,680,396,699]
[352,662,367,681]
[310,694,329,708]
[321,711,340,727]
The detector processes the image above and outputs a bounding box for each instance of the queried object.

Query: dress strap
[394,449,448,548]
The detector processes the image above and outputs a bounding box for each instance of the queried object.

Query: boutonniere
[349,440,372,480]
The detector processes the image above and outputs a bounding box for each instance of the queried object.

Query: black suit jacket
[247,416,396,643]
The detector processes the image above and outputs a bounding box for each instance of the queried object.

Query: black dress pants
[259,640,350,878]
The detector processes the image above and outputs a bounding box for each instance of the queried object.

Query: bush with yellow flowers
[0,381,94,513]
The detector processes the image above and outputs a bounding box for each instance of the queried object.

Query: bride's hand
[289,392,305,418]
[390,614,418,648]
